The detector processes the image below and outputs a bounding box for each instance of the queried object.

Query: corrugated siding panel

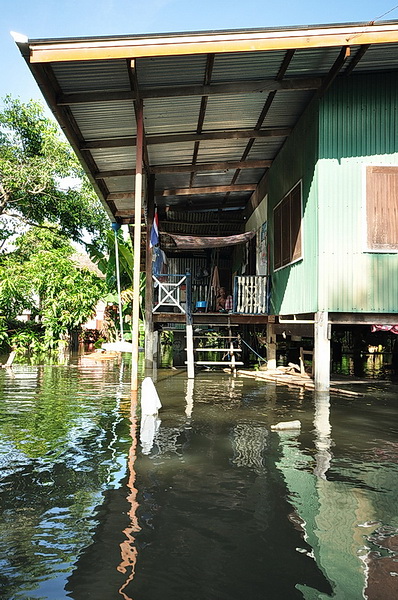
[268,98,319,315]
[288,47,347,77]
[51,60,130,92]
[148,142,195,166]
[196,139,248,162]
[144,97,202,134]
[138,55,208,87]
[248,138,286,160]
[204,93,267,130]
[106,176,134,193]
[235,168,267,184]
[69,102,136,140]
[319,72,398,313]
[263,90,314,128]
[211,51,287,82]
[344,44,398,74]
[155,173,191,190]
[91,147,136,170]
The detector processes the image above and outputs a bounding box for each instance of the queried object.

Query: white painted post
[314,311,331,391]
[131,101,144,392]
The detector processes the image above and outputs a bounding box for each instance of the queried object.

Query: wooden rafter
[160,184,256,196]
[81,128,290,150]
[344,44,370,76]
[57,77,321,105]
[190,53,215,188]
[95,160,272,178]
[318,46,351,97]
[227,49,296,199]
[107,184,255,201]
[127,59,150,172]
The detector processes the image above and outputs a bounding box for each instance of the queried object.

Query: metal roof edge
[21,20,398,63]
[23,19,398,45]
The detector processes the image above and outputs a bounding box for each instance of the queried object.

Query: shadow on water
[0,355,398,599]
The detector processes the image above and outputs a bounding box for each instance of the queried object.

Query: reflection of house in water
[273,393,398,599]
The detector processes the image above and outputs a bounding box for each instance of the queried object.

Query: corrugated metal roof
[51,59,131,92]
[70,102,136,140]
[91,147,136,170]
[211,50,287,81]
[16,20,398,239]
[144,97,202,135]
[138,55,208,87]
[204,94,269,130]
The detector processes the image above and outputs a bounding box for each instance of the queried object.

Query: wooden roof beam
[344,44,370,76]
[229,49,296,192]
[95,159,272,179]
[107,184,255,201]
[81,128,290,150]
[160,184,256,196]
[57,77,321,104]
[190,53,215,188]
[318,45,351,97]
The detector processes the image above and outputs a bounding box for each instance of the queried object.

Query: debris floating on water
[271,420,301,431]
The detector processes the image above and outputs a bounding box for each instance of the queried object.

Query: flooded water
[0,355,397,600]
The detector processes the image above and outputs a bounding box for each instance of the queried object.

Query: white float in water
[270,420,301,431]
[140,377,162,454]
[141,377,162,415]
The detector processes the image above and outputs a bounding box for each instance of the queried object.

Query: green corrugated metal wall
[269,99,319,315]
[269,72,398,315]
[318,73,398,313]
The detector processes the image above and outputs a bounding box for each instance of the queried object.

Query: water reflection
[117,395,140,600]
[1,361,398,599]
[313,392,332,479]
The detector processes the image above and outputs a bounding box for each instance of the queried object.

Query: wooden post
[314,311,330,391]
[266,322,277,370]
[144,175,155,372]
[131,102,144,392]
[185,271,195,379]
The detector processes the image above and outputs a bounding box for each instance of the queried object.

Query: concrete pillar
[266,323,277,370]
[314,311,331,391]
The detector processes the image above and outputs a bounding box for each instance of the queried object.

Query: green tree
[87,229,145,341]
[0,228,106,352]
[0,96,109,250]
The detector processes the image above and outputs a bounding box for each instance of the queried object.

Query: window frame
[273,180,303,271]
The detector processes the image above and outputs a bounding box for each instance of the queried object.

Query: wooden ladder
[186,321,243,374]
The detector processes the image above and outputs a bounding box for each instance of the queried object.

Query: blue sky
[1,0,398,105]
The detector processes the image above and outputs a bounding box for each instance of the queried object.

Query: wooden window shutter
[290,183,302,262]
[367,166,398,250]
[281,198,291,265]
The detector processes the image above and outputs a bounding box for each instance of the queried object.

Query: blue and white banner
[149,210,159,248]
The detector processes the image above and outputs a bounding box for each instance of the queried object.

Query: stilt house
[16,20,398,389]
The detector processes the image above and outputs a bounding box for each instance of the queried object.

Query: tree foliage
[0,228,106,352]
[0,96,109,250]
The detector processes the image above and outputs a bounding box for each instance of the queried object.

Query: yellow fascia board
[28,23,398,63]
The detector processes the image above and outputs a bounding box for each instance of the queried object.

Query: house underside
[16,20,398,389]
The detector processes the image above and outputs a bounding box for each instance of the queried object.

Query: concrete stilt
[266,323,277,370]
[314,311,331,391]
[186,323,195,379]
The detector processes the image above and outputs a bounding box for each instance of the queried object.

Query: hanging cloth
[164,230,255,250]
